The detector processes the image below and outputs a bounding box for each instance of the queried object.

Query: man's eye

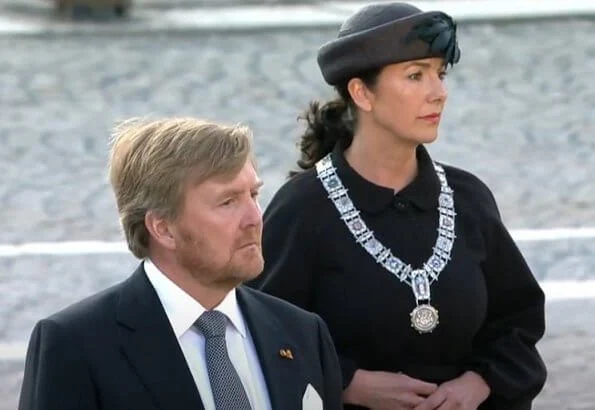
[221,198,235,206]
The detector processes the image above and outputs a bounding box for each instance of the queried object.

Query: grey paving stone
[534,330,595,410]
[0,360,23,410]
[519,239,595,281]
[0,254,138,340]
[0,0,506,12]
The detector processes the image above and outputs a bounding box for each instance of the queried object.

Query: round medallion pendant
[410,304,439,333]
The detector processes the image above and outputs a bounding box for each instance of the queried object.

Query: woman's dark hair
[290,67,382,176]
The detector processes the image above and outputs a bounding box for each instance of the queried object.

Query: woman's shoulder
[439,162,500,216]
[268,167,328,208]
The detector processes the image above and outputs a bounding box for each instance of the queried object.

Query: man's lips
[238,242,260,249]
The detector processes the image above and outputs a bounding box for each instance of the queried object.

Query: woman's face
[361,57,448,146]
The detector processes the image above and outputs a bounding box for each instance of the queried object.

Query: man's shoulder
[40,272,133,333]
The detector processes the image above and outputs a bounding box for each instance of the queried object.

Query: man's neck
[149,256,233,310]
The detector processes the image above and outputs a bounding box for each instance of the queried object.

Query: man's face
[168,159,264,289]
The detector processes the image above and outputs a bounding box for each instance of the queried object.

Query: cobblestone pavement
[0,0,497,11]
[0,0,553,25]
[1,18,594,410]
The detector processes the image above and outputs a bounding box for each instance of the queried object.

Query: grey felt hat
[317,2,461,85]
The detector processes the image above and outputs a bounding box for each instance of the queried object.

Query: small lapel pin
[279,348,294,360]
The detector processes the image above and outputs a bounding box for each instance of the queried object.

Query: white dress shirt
[144,259,272,410]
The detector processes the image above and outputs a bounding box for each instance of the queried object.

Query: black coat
[248,144,547,410]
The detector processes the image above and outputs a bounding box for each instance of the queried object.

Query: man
[18,118,343,410]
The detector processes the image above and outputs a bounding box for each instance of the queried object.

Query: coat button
[393,197,408,210]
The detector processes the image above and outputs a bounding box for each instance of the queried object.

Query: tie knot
[195,310,227,339]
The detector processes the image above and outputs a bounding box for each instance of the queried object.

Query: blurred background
[0,0,594,409]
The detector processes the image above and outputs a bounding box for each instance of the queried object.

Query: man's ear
[145,211,176,251]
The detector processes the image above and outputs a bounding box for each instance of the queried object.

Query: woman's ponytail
[291,68,381,176]
[293,95,353,174]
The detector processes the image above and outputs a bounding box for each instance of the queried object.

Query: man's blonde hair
[108,117,253,259]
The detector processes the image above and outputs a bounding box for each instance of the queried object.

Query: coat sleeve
[18,319,98,410]
[248,183,359,389]
[316,315,345,410]
[466,188,547,407]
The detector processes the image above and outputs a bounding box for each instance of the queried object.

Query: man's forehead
[200,164,261,191]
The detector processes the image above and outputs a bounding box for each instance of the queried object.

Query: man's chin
[243,261,265,281]
[232,257,264,282]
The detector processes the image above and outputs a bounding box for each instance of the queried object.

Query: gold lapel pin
[279,348,294,360]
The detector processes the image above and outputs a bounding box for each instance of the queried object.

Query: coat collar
[116,264,205,410]
[237,286,306,410]
[330,143,441,213]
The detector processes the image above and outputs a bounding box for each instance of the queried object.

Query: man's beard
[176,231,263,289]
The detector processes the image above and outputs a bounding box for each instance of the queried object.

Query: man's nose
[242,197,262,228]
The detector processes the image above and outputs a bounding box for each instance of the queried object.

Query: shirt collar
[143,259,247,339]
[330,143,440,213]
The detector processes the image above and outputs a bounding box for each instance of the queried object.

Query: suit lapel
[237,287,304,410]
[116,265,204,410]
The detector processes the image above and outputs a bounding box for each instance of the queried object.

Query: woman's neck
[344,130,418,193]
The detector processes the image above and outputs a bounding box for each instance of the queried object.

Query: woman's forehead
[382,58,447,73]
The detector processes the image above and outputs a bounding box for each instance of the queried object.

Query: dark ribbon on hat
[405,14,461,67]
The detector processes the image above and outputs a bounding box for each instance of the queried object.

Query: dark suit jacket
[18,264,344,410]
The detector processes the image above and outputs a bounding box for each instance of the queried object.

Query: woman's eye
[408,72,422,81]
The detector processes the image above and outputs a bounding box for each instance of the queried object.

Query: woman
[248,2,546,409]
